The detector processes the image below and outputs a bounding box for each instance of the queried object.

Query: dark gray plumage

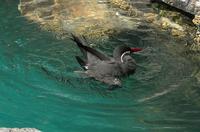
[71,34,142,86]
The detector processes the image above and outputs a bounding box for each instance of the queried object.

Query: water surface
[0,1,200,132]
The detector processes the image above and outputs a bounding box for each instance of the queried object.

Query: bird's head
[113,45,142,62]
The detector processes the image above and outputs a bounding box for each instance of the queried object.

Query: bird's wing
[71,34,110,63]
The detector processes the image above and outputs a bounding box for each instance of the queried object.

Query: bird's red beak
[131,48,143,52]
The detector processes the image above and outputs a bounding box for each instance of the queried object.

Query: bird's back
[87,60,123,78]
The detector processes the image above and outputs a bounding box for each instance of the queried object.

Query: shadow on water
[0,0,200,132]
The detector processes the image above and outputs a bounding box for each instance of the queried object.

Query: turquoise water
[1,1,200,132]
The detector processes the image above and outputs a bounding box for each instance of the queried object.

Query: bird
[71,34,142,86]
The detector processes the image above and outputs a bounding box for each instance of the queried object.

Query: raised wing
[71,34,110,63]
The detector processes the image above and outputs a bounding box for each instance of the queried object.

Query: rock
[171,28,186,37]
[159,17,184,30]
[156,0,200,15]
[0,128,41,132]
[144,13,158,22]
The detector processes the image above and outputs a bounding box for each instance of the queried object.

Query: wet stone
[0,128,41,132]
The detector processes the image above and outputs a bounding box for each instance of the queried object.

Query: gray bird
[71,34,142,86]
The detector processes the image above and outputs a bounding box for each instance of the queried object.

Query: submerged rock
[18,0,157,39]
[17,0,196,39]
